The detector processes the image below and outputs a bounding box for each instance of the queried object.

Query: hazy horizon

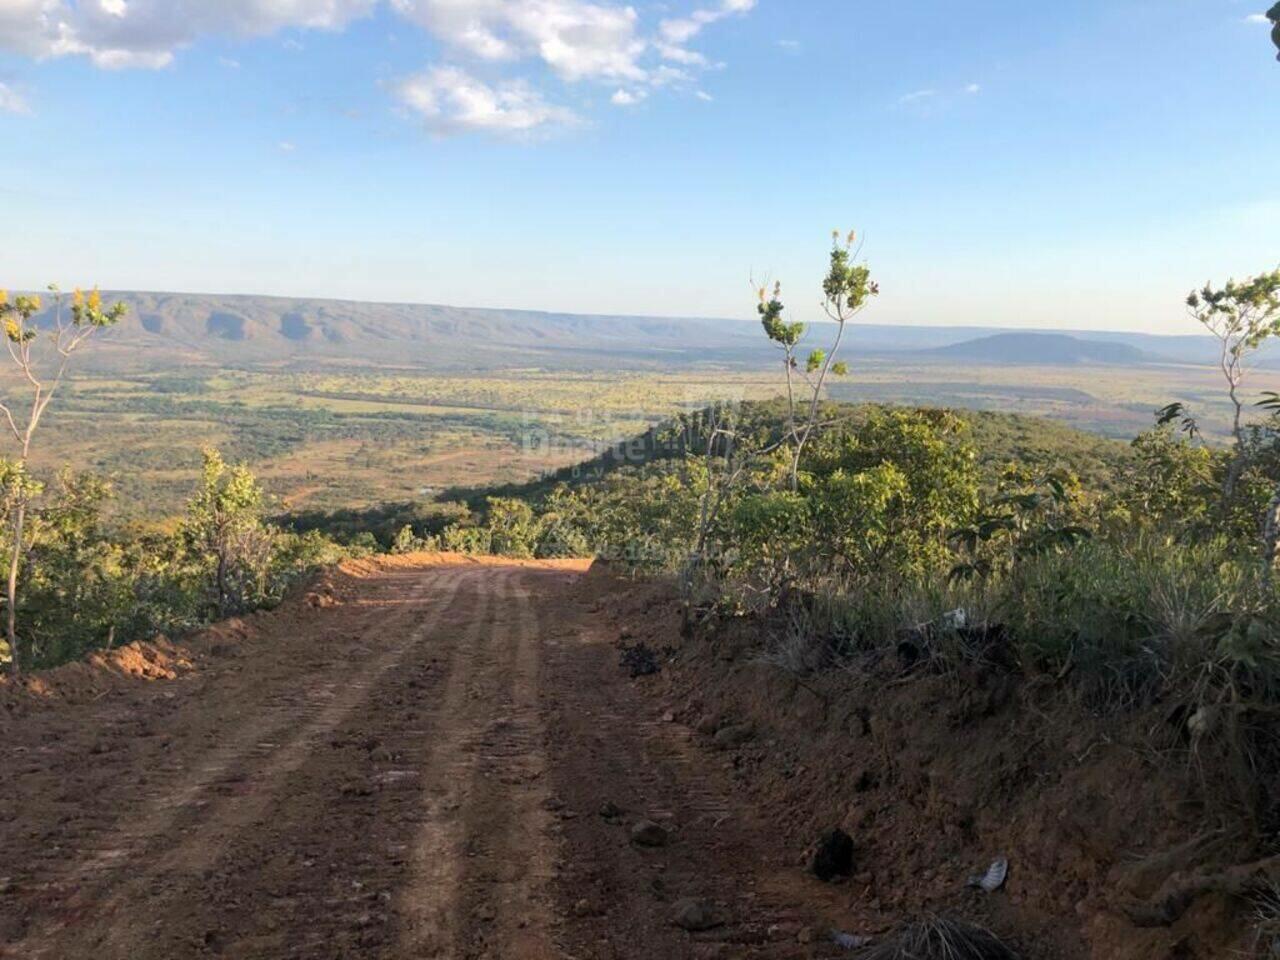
[10,269,1277,337]
[11,283,1253,342]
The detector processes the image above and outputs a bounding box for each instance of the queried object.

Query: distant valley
[10,288,1274,522]
[23,290,1262,372]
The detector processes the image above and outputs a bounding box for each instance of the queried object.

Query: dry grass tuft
[1252,881,1280,959]
[861,916,1020,960]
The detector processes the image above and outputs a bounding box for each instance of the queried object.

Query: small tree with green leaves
[1182,267,1280,580]
[681,233,879,608]
[391,524,427,555]
[1120,413,1217,535]
[1186,268,1280,495]
[20,471,135,667]
[0,287,125,674]
[181,449,275,618]
[758,230,879,491]
[1268,2,1280,61]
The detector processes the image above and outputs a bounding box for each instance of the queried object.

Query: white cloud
[219,55,241,68]
[0,0,376,69]
[695,89,712,101]
[659,0,753,43]
[898,88,936,104]
[514,1,646,82]
[897,82,985,110]
[610,87,645,106]
[0,0,752,78]
[396,64,579,135]
[0,0,759,136]
[389,0,515,60]
[392,0,647,82]
[657,0,753,62]
[649,63,692,86]
[278,139,297,151]
[654,41,707,66]
[385,0,753,134]
[0,81,32,114]
[776,38,799,53]
[1244,13,1270,23]
[0,0,755,84]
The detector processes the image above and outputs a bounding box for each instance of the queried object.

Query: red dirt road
[0,556,833,959]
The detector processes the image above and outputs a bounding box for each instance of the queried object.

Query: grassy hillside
[284,402,1133,547]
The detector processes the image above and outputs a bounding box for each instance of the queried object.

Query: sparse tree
[1185,268,1280,500]
[1180,267,1280,583]
[1269,2,1280,61]
[681,232,879,610]
[391,524,425,555]
[181,448,275,618]
[758,230,878,491]
[0,287,125,674]
[680,402,750,609]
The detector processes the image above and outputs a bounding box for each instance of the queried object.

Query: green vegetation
[0,286,125,673]
[0,455,352,672]
[5,249,1280,769]
[0,286,354,674]
[758,230,875,490]
[3,355,1271,527]
[436,252,1280,784]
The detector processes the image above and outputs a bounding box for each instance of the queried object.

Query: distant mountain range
[21,290,1265,372]
[31,291,767,370]
[918,332,1155,365]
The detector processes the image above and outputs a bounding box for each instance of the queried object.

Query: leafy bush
[180,449,275,618]
[0,453,353,671]
[390,524,429,554]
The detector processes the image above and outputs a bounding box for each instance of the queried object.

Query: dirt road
[0,556,833,959]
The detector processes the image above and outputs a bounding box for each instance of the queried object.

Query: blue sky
[1,0,1277,333]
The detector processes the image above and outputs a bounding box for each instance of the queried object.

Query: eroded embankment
[587,564,1277,960]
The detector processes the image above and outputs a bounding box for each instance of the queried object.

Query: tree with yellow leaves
[0,286,125,674]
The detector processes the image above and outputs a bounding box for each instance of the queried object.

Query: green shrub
[0,455,354,671]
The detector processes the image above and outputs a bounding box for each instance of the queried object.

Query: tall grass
[748,537,1280,716]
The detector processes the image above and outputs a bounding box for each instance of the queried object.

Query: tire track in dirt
[8,567,465,960]
[452,567,558,960]
[16,570,444,894]
[156,567,494,959]
[393,565,500,957]
[4,557,848,960]
[396,565,561,960]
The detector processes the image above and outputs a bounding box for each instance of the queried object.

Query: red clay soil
[0,554,1270,959]
[590,570,1278,960]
